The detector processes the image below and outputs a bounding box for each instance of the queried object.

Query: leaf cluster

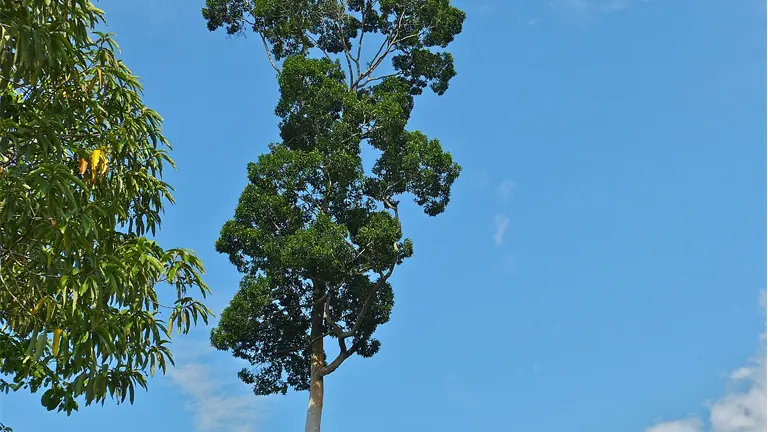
[0,0,211,413]
[203,0,464,95]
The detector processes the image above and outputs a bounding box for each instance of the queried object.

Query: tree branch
[322,291,349,356]
[272,332,329,357]
[0,212,40,262]
[305,33,333,62]
[307,195,404,378]
[331,198,400,342]
[352,10,405,90]
[337,267,392,342]
[334,1,356,88]
[354,1,369,79]
[318,338,363,377]
[360,71,404,88]
[259,33,281,74]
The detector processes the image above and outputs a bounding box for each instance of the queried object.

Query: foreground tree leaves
[0,0,212,414]
[202,1,465,430]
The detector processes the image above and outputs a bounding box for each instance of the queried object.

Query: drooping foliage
[0,0,211,414]
[203,0,464,395]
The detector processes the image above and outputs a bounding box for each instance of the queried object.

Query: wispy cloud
[493,214,509,246]
[495,180,517,201]
[168,339,264,432]
[645,293,767,432]
[549,0,650,19]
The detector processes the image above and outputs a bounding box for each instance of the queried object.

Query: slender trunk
[305,356,324,432]
[305,283,325,432]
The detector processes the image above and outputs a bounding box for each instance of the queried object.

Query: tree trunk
[305,360,324,432]
[305,284,325,432]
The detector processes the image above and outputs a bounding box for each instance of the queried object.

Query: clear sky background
[1,0,766,431]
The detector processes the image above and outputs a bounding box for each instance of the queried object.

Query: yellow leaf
[79,158,88,175]
[89,149,109,181]
[52,329,62,357]
[31,297,46,315]
[90,149,102,182]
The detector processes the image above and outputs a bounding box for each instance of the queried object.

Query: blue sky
[1,0,766,431]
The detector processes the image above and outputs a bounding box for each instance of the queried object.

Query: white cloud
[168,339,264,432]
[646,419,703,432]
[645,290,768,432]
[493,214,509,246]
[646,350,766,432]
[708,355,766,432]
[645,292,766,432]
[496,180,517,201]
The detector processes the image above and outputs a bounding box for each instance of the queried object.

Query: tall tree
[202,1,465,430]
[0,0,211,414]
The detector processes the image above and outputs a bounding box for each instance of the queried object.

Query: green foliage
[0,0,212,414]
[204,0,464,396]
[202,0,464,94]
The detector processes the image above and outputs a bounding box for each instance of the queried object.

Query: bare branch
[313,290,331,307]
[354,1,369,78]
[360,72,404,88]
[334,1,356,88]
[318,197,401,347]
[259,33,281,74]
[335,198,401,341]
[336,264,395,341]
[318,338,363,377]
[352,10,406,90]
[305,33,333,62]
[322,290,343,336]
[323,292,349,358]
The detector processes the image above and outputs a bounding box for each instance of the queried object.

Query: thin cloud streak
[493,214,509,246]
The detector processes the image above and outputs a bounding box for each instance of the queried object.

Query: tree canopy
[0,0,212,414]
[203,0,464,402]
